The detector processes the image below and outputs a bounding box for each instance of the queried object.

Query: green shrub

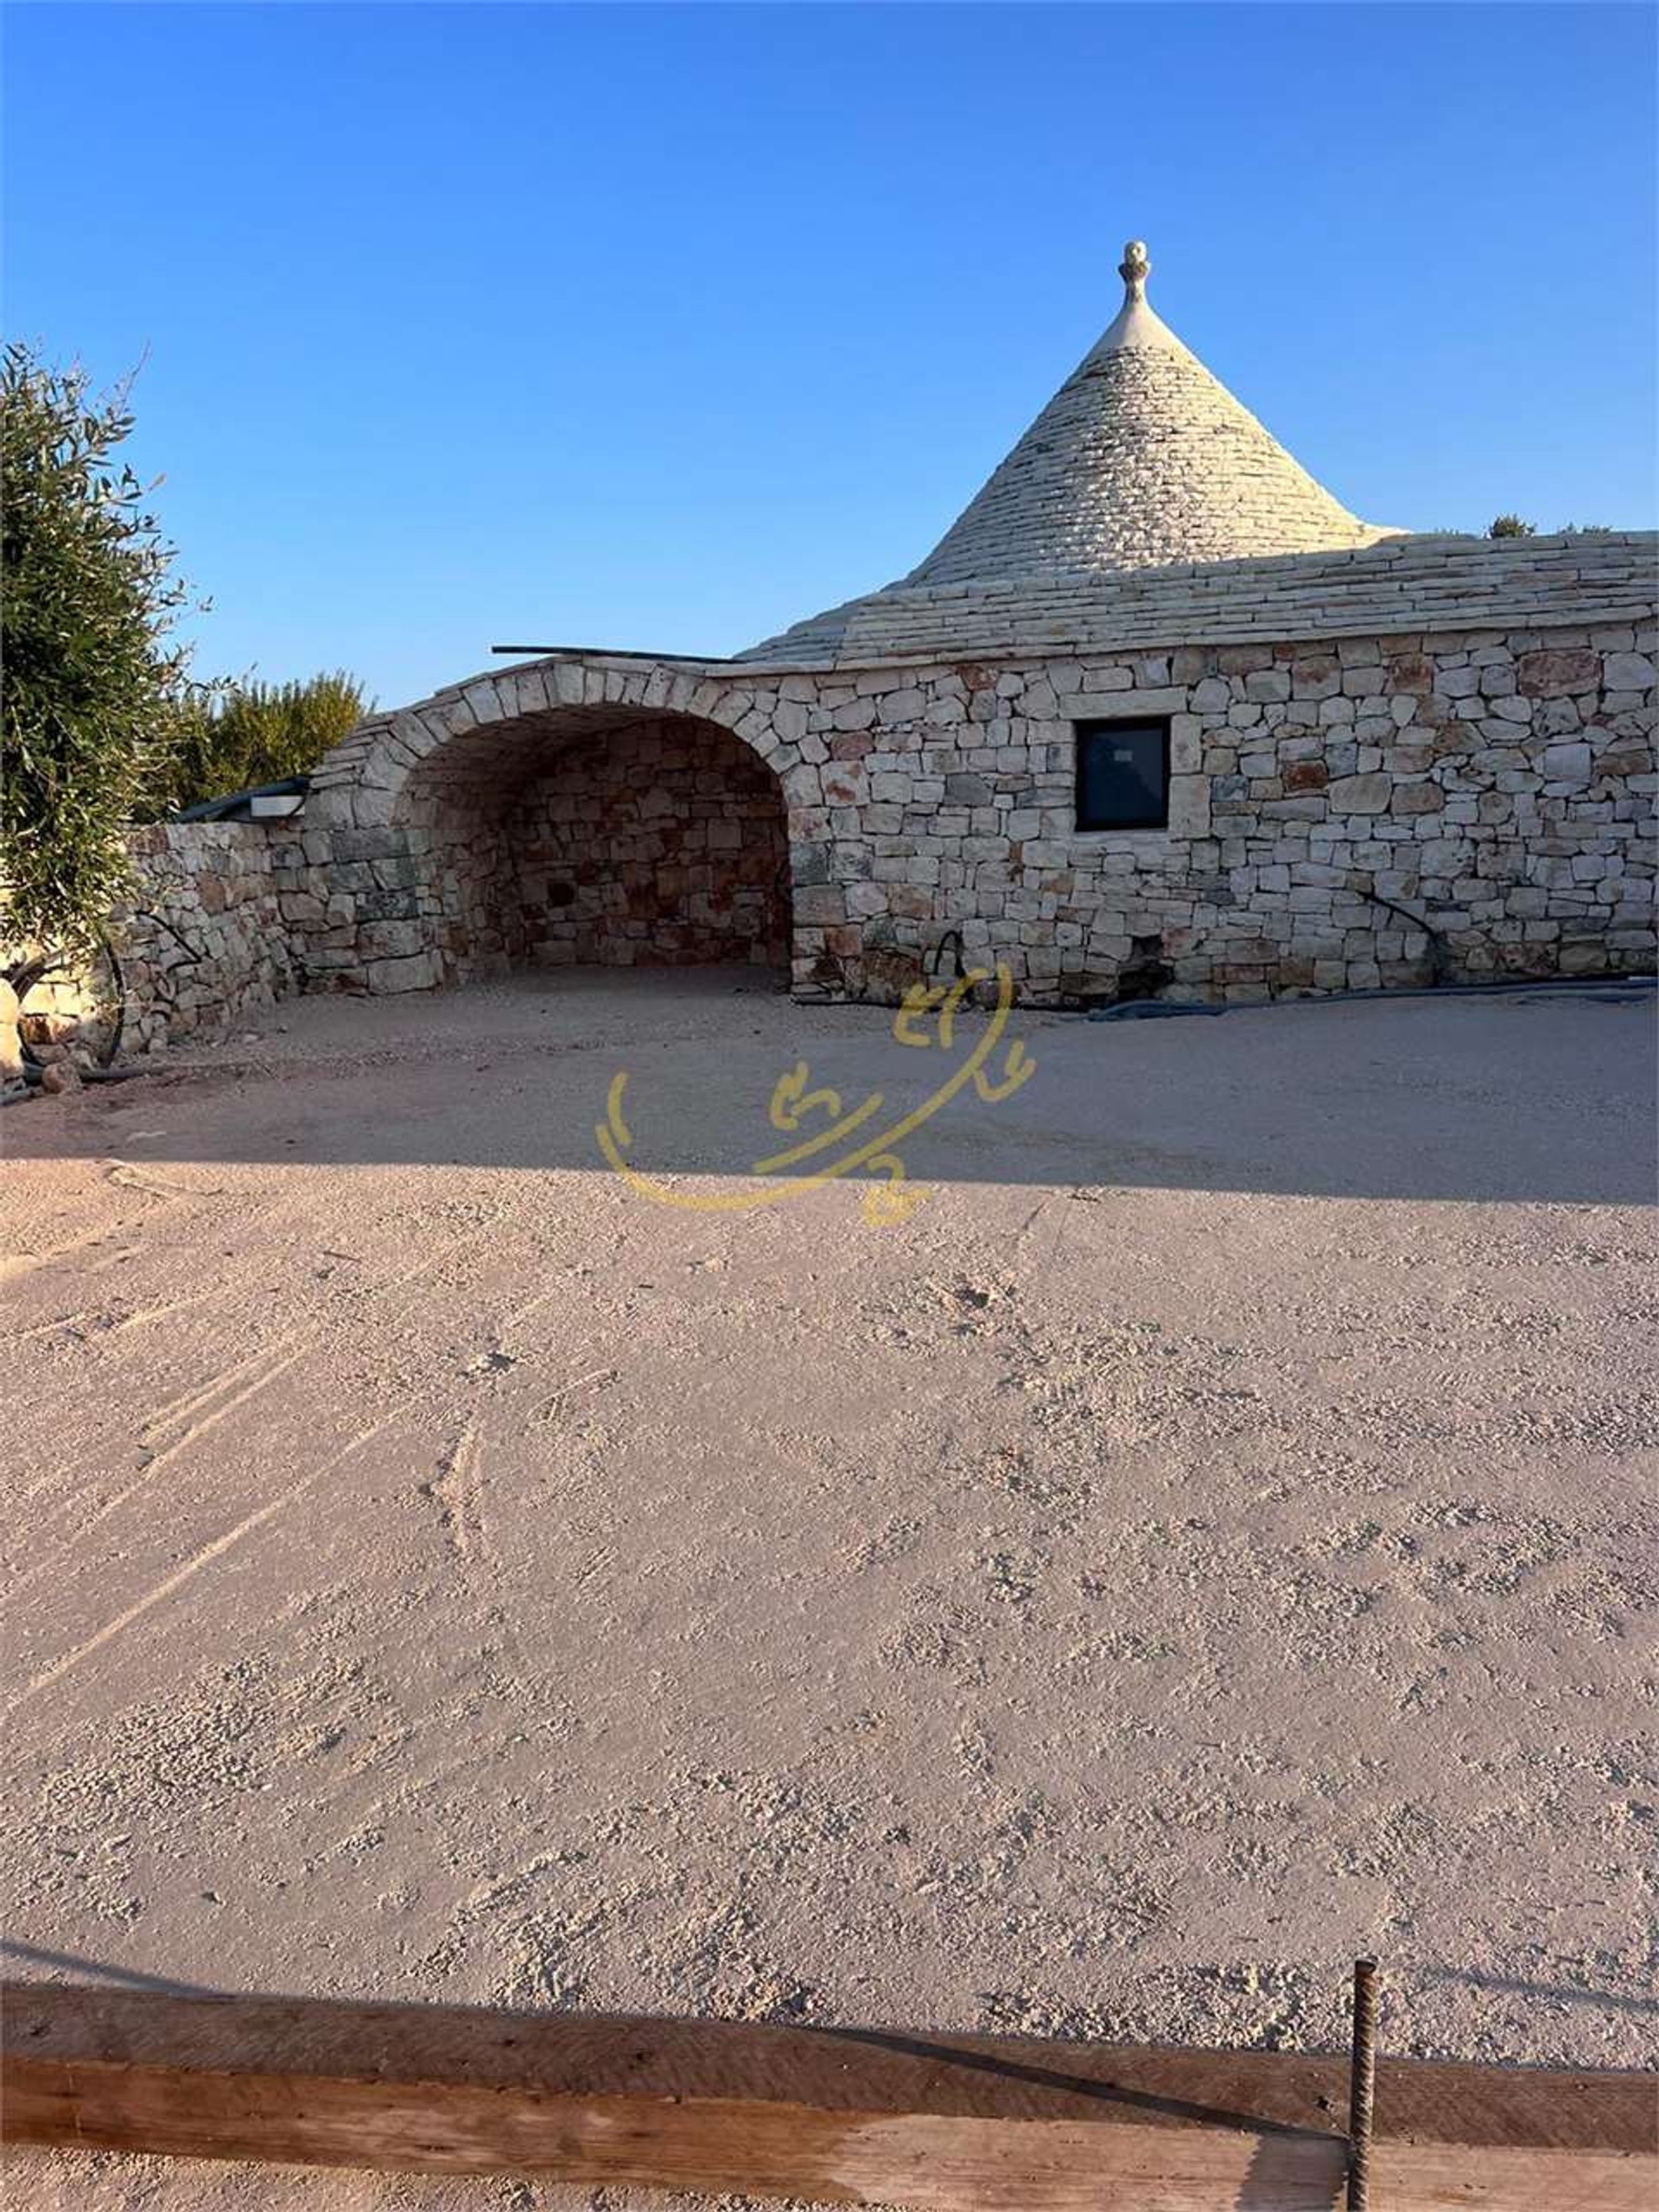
[152,670,371,816]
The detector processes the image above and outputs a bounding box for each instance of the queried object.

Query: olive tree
[1,343,204,961]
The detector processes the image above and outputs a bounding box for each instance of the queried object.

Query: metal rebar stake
[1347,1957,1380,2211]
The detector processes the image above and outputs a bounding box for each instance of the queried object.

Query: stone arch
[304,659,814,995]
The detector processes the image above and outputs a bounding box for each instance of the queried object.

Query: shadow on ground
[9,968,1655,1206]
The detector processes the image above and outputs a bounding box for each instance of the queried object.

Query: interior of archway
[395,707,791,985]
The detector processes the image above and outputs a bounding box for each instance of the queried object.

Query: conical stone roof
[905,241,1391,585]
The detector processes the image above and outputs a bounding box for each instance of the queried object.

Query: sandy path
[3,971,1655,2207]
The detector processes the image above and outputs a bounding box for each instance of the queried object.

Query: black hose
[927,930,969,988]
[1356,890,1452,983]
[9,938,127,1069]
[1090,973,1655,1022]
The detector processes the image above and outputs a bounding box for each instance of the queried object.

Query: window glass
[1076,721,1169,830]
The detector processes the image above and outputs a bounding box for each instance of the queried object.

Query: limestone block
[1112,687,1185,716]
[876,689,925,726]
[1392,781,1445,817]
[1559,938,1611,974]
[1603,652,1656,690]
[1325,773,1393,814]
[365,951,443,993]
[1542,741,1593,784]
[1166,775,1211,837]
[1244,670,1292,703]
[790,841,833,887]
[822,765,868,807]
[830,735,875,767]
[1381,657,1432,697]
[794,885,850,925]
[1512,646,1598,696]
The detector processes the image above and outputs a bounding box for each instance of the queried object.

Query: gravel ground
[3,969,1656,2208]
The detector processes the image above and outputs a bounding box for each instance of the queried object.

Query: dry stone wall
[511,721,789,969]
[6,822,304,1059]
[17,551,1655,1055]
[771,621,1655,1005]
[296,709,792,992]
[302,609,1654,1012]
[398,791,528,989]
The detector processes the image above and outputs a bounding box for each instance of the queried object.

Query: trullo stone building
[109,243,1659,1039]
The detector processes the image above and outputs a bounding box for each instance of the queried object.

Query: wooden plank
[3,1981,1654,2210]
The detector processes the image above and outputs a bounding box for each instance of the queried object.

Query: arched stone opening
[391,702,792,986]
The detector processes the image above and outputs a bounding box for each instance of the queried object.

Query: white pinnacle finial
[1119,239,1150,304]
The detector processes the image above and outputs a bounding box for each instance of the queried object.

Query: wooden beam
[3,1981,1653,2210]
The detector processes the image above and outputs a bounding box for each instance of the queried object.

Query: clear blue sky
[7,3,1655,709]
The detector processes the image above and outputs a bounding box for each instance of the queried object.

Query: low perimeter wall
[8,822,306,1060]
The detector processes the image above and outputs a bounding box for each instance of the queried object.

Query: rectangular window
[1074,719,1170,831]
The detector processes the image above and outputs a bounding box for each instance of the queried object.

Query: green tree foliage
[1,343,200,956]
[150,670,370,816]
[1487,514,1537,538]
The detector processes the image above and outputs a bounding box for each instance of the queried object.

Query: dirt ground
[3,969,1656,2209]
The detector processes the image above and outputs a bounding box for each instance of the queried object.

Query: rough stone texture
[487,720,786,972]
[743,530,1659,668]
[904,261,1392,585]
[3,823,305,1058]
[14,556,1655,1050]
[299,607,1655,1013]
[300,712,793,991]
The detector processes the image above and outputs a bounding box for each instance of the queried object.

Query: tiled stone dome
[904,241,1392,586]
[745,242,1400,662]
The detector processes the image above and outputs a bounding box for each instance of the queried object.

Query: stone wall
[23,565,1650,1054]
[511,721,790,969]
[775,622,1656,1004]
[301,611,1655,1012]
[117,821,308,1049]
[294,715,792,993]
[400,791,528,989]
[6,821,304,1060]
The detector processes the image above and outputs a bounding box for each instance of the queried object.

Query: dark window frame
[1073,717,1172,832]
